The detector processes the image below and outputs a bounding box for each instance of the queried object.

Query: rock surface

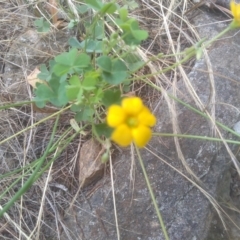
[61,10,240,240]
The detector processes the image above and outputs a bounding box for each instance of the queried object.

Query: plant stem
[153,133,240,145]
[135,145,169,240]
[0,101,34,110]
[204,25,232,48]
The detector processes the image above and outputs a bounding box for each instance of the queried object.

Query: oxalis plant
[1,1,240,239]
[34,1,148,145]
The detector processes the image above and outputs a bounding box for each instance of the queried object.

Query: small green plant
[34,1,148,141]
[34,17,51,32]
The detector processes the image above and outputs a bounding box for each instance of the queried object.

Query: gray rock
[61,11,240,240]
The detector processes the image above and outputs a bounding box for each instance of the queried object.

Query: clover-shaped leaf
[53,48,91,76]
[102,59,128,85]
[34,18,50,32]
[97,56,112,73]
[34,75,68,108]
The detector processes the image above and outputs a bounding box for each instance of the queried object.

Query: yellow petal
[107,105,126,127]
[122,97,143,116]
[230,1,240,26]
[111,124,132,147]
[132,125,152,148]
[231,1,236,18]
[138,107,156,127]
[236,3,240,20]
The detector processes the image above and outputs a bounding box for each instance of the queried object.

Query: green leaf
[71,104,81,112]
[119,19,148,45]
[120,22,131,32]
[123,83,131,93]
[38,64,51,81]
[48,77,68,106]
[95,22,105,39]
[75,106,94,121]
[130,21,148,41]
[66,87,81,101]
[97,56,112,73]
[66,75,82,101]
[66,86,83,103]
[127,1,139,10]
[80,39,103,53]
[76,4,90,14]
[74,53,91,68]
[69,75,81,86]
[94,41,104,53]
[102,89,121,107]
[68,37,82,48]
[53,49,91,76]
[54,48,78,66]
[34,84,53,108]
[94,123,113,138]
[123,53,144,72]
[52,64,72,76]
[102,59,128,85]
[90,88,103,104]
[118,8,128,22]
[34,18,50,33]
[34,75,68,108]
[101,2,117,14]
[132,30,148,41]
[73,88,84,103]
[68,19,78,29]
[82,72,99,90]
[84,0,103,11]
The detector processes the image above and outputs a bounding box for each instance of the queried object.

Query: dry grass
[0,0,239,239]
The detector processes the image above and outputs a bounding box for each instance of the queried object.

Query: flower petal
[138,107,156,127]
[111,124,132,147]
[231,1,236,18]
[122,97,143,115]
[132,125,152,148]
[230,1,240,28]
[107,105,126,127]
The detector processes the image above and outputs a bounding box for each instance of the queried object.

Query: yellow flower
[107,97,156,148]
[230,1,240,28]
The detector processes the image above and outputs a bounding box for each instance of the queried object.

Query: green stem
[204,25,232,48]
[0,114,60,218]
[153,133,240,145]
[135,145,169,240]
[0,101,34,110]
[168,93,240,139]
